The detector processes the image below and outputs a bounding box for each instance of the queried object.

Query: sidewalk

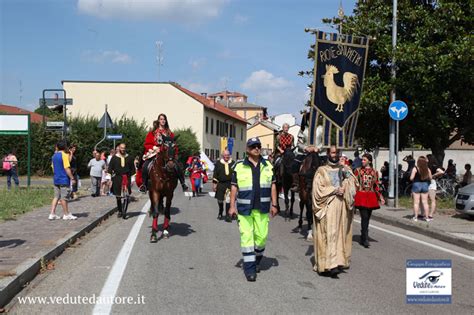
[0,192,145,308]
[370,205,474,251]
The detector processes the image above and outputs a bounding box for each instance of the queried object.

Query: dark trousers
[7,167,19,189]
[359,208,373,240]
[218,201,230,216]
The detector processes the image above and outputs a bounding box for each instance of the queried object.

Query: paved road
[9,187,474,314]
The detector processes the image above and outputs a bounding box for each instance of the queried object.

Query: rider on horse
[139,113,188,193]
[274,123,297,191]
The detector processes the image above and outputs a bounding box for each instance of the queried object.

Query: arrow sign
[106,134,123,140]
[98,112,114,129]
[389,100,408,121]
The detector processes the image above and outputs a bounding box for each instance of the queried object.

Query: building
[62,81,248,161]
[0,104,46,124]
[208,91,248,105]
[246,120,280,156]
[228,102,268,121]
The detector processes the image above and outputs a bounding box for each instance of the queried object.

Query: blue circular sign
[389,100,408,121]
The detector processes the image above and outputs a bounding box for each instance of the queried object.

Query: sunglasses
[249,145,261,149]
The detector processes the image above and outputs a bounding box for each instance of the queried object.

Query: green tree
[173,127,200,166]
[303,0,473,165]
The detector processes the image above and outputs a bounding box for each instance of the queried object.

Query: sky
[1,0,357,117]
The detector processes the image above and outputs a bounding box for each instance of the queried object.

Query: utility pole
[388,0,398,207]
[156,41,164,81]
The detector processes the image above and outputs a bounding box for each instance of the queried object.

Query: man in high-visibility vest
[229,137,278,282]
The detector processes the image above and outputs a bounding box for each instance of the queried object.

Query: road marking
[93,200,150,315]
[353,219,473,261]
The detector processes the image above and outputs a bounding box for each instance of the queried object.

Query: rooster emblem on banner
[322,65,359,112]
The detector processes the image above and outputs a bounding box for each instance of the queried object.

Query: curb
[370,212,474,252]
[0,206,118,308]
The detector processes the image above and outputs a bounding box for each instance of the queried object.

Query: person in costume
[312,145,357,278]
[139,113,188,193]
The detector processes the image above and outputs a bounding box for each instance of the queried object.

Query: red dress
[136,128,178,187]
[354,167,381,210]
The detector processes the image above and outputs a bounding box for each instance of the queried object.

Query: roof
[171,84,248,124]
[228,102,266,110]
[208,90,247,98]
[0,104,46,123]
[247,120,280,131]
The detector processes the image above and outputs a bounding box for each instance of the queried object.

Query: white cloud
[189,58,206,71]
[241,70,307,115]
[77,0,227,22]
[81,50,132,64]
[241,70,292,91]
[233,13,248,24]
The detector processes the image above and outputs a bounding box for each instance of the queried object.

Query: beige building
[228,102,267,121]
[246,120,279,156]
[62,80,247,161]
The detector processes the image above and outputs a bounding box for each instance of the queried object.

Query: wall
[63,81,205,150]
[247,124,275,155]
[234,108,263,120]
[202,108,247,161]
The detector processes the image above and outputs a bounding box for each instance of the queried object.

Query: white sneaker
[411,216,418,222]
[48,214,60,220]
[306,230,313,241]
[63,214,78,220]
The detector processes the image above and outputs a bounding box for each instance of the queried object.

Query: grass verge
[0,187,53,221]
[398,195,455,212]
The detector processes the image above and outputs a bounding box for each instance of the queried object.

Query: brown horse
[298,152,321,233]
[149,136,178,242]
[275,149,296,220]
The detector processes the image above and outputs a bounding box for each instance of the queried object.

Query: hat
[246,137,261,147]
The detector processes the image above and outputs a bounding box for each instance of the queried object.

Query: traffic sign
[39,98,73,107]
[98,112,114,129]
[46,121,65,127]
[106,134,123,140]
[389,100,408,121]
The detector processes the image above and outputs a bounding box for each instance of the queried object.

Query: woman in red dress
[139,113,188,192]
[354,153,385,248]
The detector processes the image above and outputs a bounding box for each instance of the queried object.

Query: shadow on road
[0,238,26,248]
[234,257,279,271]
[74,212,89,218]
[352,234,378,244]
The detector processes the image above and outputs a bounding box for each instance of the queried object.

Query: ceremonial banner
[308,31,369,148]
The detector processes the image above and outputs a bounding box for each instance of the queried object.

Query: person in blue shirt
[49,140,77,220]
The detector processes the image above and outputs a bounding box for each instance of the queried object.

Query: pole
[94,104,108,152]
[395,120,399,207]
[388,0,397,207]
[27,114,31,187]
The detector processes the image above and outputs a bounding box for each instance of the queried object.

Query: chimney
[201,92,208,98]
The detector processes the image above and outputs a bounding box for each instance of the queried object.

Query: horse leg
[290,191,295,218]
[150,190,160,243]
[163,193,173,238]
[298,198,304,229]
[306,197,314,241]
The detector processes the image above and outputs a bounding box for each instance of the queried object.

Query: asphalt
[6,187,474,314]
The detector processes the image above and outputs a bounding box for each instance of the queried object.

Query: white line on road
[93,200,150,315]
[277,194,473,261]
[354,219,473,261]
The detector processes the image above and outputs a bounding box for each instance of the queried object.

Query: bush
[174,127,200,166]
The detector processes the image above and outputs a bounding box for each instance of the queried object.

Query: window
[240,127,243,141]
[216,120,220,136]
[236,152,239,160]
[205,148,209,157]
[205,117,209,134]
[210,149,214,161]
[225,122,229,136]
[211,118,214,135]
[216,149,220,158]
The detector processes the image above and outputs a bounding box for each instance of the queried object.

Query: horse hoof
[150,232,158,243]
[163,230,169,239]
